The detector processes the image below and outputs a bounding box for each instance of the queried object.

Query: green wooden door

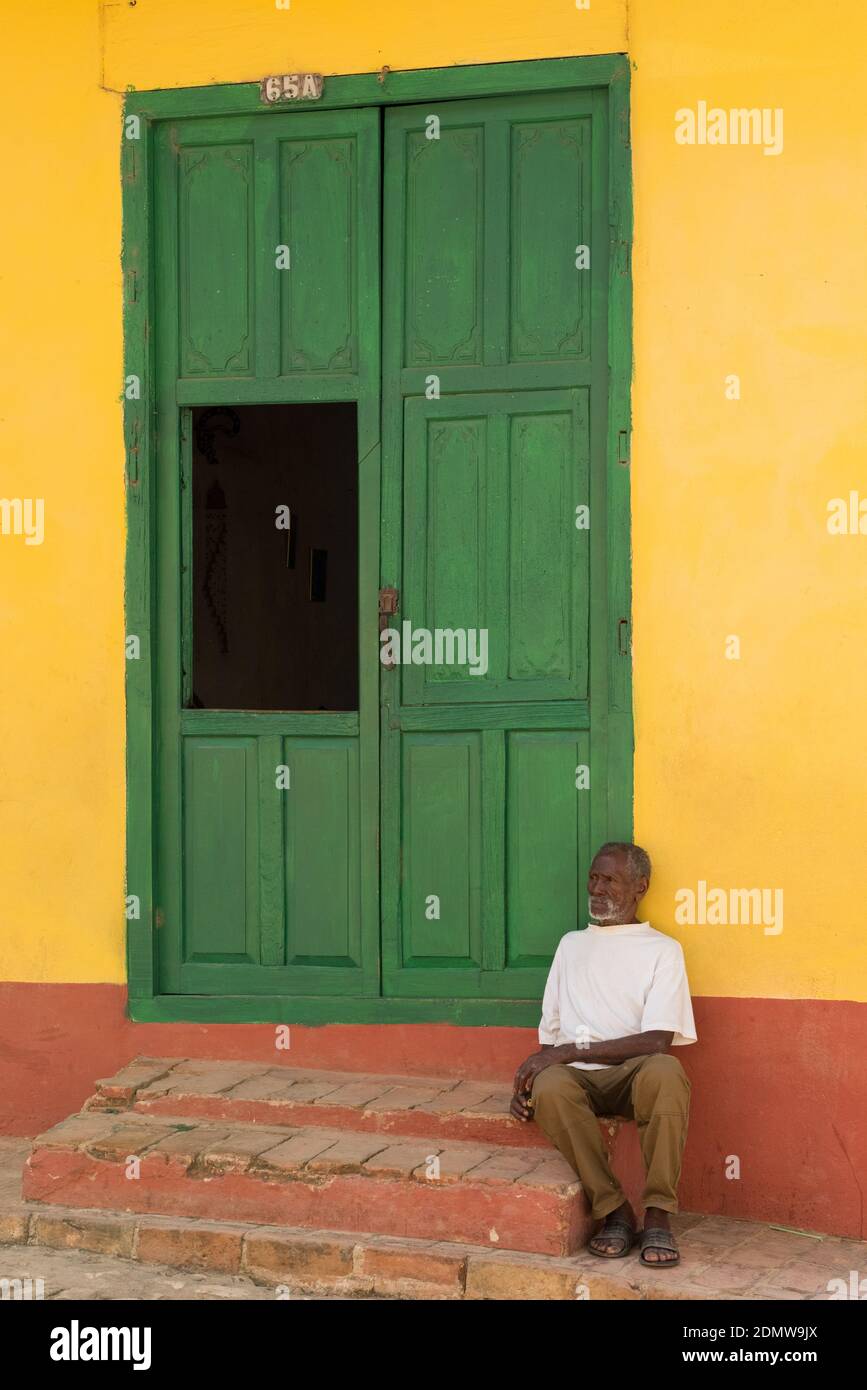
[381,89,624,999]
[152,107,381,996]
[144,80,629,1010]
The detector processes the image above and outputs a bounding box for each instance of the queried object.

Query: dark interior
[190,402,358,711]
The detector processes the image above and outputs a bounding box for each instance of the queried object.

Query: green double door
[152,86,627,1008]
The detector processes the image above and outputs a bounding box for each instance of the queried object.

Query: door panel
[509,407,581,680]
[284,739,361,967]
[506,731,590,962]
[179,144,254,376]
[279,134,358,372]
[509,112,591,361]
[382,89,610,999]
[391,92,595,377]
[403,123,484,366]
[402,390,589,705]
[154,107,381,996]
[401,733,482,967]
[183,737,261,963]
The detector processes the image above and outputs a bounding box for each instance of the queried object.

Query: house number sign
[260,73,324,103]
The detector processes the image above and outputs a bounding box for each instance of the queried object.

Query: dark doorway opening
[189,402,358,711]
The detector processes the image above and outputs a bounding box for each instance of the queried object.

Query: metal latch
[379,587,399,670]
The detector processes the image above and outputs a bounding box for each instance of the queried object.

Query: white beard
[588,895,620,924]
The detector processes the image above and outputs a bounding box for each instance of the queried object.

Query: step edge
[29,1110,582,1183]
[94,1057,515,1096]
[2,1198,731,1302]
[25,1139,585,1199]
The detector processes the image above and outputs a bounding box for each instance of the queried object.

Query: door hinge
[617,619,630,657]
[123,144,138,186]
[617,429,630,466]
[126,416,140,486]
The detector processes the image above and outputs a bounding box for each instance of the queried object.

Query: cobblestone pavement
[1,1241,283,1299]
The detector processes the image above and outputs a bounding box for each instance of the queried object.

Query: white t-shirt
[538,922,697,1070]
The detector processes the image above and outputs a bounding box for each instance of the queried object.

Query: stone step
[85,1055,631,1155]
[24,1109,592,1257]
[2,1197,733,1301]
[8,1134,854,1301]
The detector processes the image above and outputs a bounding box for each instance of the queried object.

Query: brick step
[24,1109,593,1257]
[85,1056,630,1154]
[3,1198,724,1301]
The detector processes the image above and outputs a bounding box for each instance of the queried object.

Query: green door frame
[123,54,633,1026]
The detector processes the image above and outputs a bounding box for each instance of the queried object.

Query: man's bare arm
[510,1032,674,1121]
[544,1030,674,1069]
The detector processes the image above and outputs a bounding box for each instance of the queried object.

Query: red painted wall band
[0,983,864,1239]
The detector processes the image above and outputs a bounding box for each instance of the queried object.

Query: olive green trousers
[530,1054,691,1220]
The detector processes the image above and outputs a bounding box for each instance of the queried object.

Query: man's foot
[588,1200,636,1258]
[640,1206,679,1266]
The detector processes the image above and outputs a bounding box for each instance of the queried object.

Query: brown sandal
[588,1216,636,1259]
[639,1227,680,1267]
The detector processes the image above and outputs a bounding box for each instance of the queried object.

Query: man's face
[587,850,646,925]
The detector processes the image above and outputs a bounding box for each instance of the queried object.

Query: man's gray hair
[596,841,652,885]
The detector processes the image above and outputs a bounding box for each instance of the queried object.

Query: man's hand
[512,1047,563,1109]
[510,1088,534,1122]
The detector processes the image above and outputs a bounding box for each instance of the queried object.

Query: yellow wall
[1,0,865,999]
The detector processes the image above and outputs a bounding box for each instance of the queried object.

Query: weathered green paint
[380,90,617,1003]
[128,994,544,1026]
[183,736,261,961]
[124,56,627,121]
[123,57,633,1025]
[283,739,362,967]
[148,106,381,998]
[604,66,634,845]
[400,389,589,704]
[123,101,157,1003]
